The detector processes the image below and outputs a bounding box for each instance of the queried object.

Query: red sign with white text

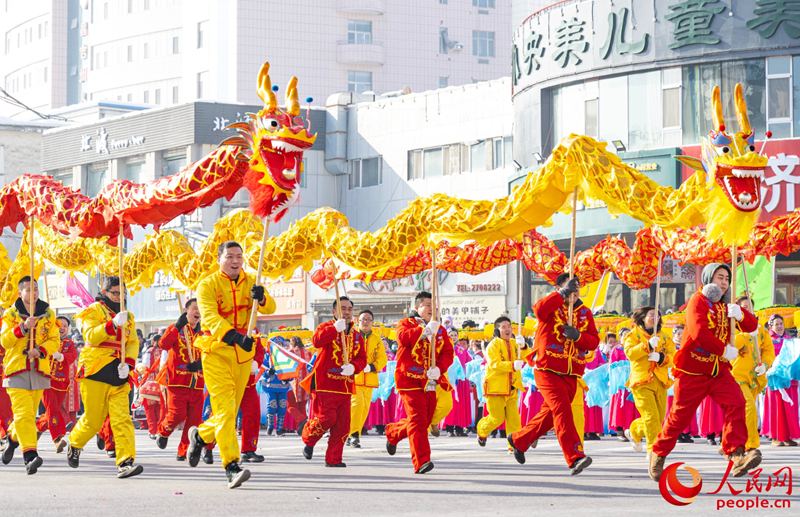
[680,138,800,221]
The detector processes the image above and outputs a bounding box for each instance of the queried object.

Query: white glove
[755,364,767,376]
[648,337,660,350]
[727,304,743,322]
[341,363,355,376]
[515,335,526,347]
[112,311,128,327]
[722,345,738,362]
[117,363,130,379]
[333,318,347,333]
[750,330,759,338]
[425,320,440,337]
[52,351,64,362]
[426,367,441,380]
[251,360,258,373]
[513,360,525,371]
[647,352,661,363]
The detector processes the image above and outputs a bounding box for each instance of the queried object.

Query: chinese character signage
[439,296,507,328]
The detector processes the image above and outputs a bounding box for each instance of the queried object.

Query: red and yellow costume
[652,289,758,457]
[156,323,206,457]
[0,345,13,440]
[350,330,388,436]
[301,320,366,465]
[139,342,164,435]
[35,335,78,444]
[477,336,533,439]
[624,325,675,452]
[240,340,266,454]
[1,300,60,455]
[733,326,775,450]
[385,318,453,472]
[195,270,274,468]
[69,301,139,466]
[512,292,599,467]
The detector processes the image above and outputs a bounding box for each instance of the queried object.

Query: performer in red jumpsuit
[650,263,761,481]
[507,274,599,475]
[35,316,77,453]
[385,291,453,474]
[301,297,366,467]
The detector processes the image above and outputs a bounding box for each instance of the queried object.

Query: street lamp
[612,140,626,153]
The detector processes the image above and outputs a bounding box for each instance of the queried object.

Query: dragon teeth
[732,168,764,179]
[271,140,305,153]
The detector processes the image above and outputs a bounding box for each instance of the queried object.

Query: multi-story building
[2,0,511,119]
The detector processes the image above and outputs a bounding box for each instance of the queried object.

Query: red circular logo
[659,462,703,506]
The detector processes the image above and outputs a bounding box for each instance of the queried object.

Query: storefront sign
[81,127,146,154]
[455,282,505,294]
[265,269,306,317]
[439,296,507,328]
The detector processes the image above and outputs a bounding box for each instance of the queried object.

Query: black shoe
[148,434,157,440]
[351,436,361,449]
[707,434,717,446]
[678,433,695,444]
[107,449,116,458]
[276,429,286,436]
[156,434,168,450]
[117,459,144,479]
[0,436,7,452]
[96,435,105,450]
[386,440,397,456]
[478,436,487,447]
[187,427,206,468]
[570,456,592,475]
[297,419,307,436]
[176,455,186,462]
[66,444,81,468]
[345,436,351,447]
[415,461,434,474]
[241,450,264,463]
[267,428,274,436]
[1,438,18,464]
[489,430,498,438]
[325,462,346,467]
[586,433,601,441]
[202,449,214,465]
[303,445,314,460]
[225,462,251,489]
[448,431,456,437]
[25,455,43,475]
[507,435,525,465]
[618,433,629,442]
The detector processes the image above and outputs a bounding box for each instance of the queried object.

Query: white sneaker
[625,429,643,452]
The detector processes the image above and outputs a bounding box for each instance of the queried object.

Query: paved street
[0,429,797,516]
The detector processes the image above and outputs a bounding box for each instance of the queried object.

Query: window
[87,163,109,197]
[51,169,73,188]
[127,93,132,101]
[172,86,179,104]
[125,160,144,183]
[493,137,512,169]
[348,71,371,93]
[103,2,108,20]
[628,70,662,151]
[473,0,495,8]
[128,0,133,14]
[144,0,150,9]
[472,31,494,58]
[143,42,149,59]
[347,20,372,44]
[767,56,792,139]
[470,141,486,172]
[197,21,207,49]
[43,66,47,83]
[162,152,186,177]
[155,88,161,104]
[172,36,179,54]
[349,157,382,188]
[584,80,598,139]
[127,45,132,62]
[143,90,149,103]
[439,76,448,89]
[299,159,308,188]
[197,71,208,98]
[662,67,682,146]
[440,0,447,4]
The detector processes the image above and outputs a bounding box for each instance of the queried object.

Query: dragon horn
[256,62,278,112]
[734,83,752,135]
[711,86,725,132]
[285,76,300,116]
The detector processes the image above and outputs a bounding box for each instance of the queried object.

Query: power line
[0,87,69,122]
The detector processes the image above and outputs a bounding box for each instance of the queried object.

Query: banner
[736,256,774,311]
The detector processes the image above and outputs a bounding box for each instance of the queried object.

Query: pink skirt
[441,380,472,428]
[762,381,800,441]
[584,403,604,434]
[519,388,544,426]
[666,394,699,435]
[698,396,724,436]
[366,391,397,426]
[609,389,640,430]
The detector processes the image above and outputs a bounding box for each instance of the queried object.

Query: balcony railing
[336,41,385,66]
[336,0,385,15]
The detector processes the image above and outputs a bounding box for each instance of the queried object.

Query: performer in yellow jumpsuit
[348,309,388,448]
[67,276,142,478]
[0,276,59,474]
[624,305,675,454]
[186,241,275,489]
[733,296,775,452]
[477,316,531,445]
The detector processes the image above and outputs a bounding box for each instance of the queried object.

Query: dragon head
[220,62,317,222]
[676,84,767,245]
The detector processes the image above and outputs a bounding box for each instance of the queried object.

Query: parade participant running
[623,306,675,455]
[156,298,210,462]
[732,296,775,454]
[385,292,453,474]
[477,316,531,446]
[348,309,387,448]
[649,263,760,481]
[186,241,275,489]
[36,316,78,454]
[1,277,60,474]
[67,276,143,478]
[507,273,598,475]
[301,297,366,467]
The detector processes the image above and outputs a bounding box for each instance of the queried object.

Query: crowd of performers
[1,242,798,488]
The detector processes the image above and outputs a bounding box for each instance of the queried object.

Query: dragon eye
[748,145,756,152]
[721,146,731,154]
[265,118,280,130]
